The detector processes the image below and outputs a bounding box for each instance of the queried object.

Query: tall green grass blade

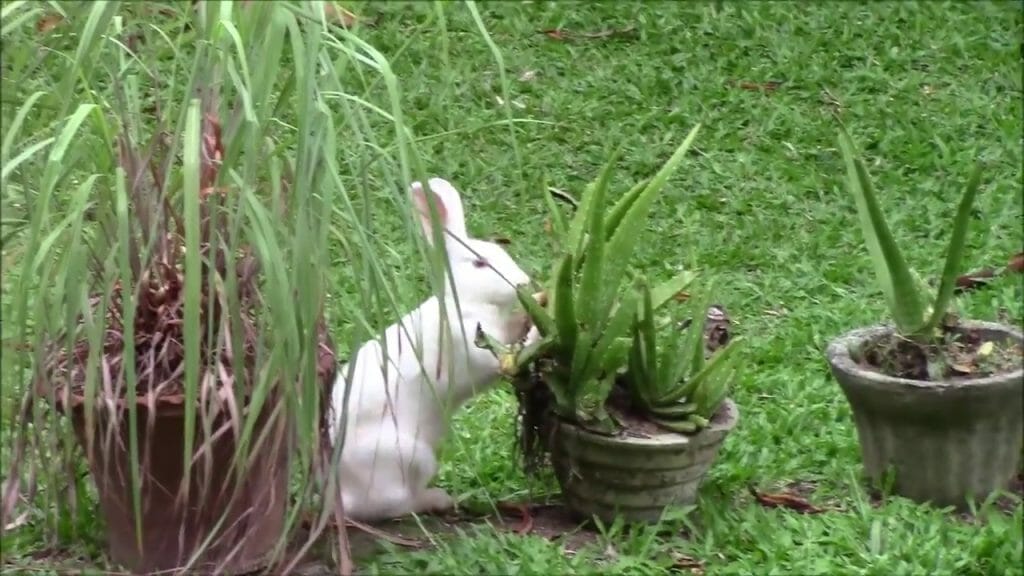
[114,166,144,551]
[181,100,202,499]
[837,127,926,335]
[1,90,46,169]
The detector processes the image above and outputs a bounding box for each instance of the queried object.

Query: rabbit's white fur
[329,178,535,522]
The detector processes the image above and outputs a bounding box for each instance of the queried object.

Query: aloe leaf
[636,278,658,405]
[589,282,640,374]
[599,336,633,377]
[922,162,984,335]
[685,287,715,376]
[600,125,701,315]
[516,284,555,337]
[567,146,624,256]
[604,175,651,241]
[578,147,621,332]
[542,180,569,245]
[837,127,926,335]
[650,269,697,311]
[568,329,594,400]
[552,252,577,354]
[682,337,743,411]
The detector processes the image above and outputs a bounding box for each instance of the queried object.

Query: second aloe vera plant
[478,124,742,523]
[826,124,1023,510]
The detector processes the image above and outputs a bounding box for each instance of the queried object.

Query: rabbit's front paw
[415,487,455,515]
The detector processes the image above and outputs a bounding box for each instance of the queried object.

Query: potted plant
[825,125,1023,509]
[478,124,742,523]
[1,4,353,574]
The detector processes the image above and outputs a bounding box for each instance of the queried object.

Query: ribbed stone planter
[550,399,738,523]
[826,321,1024,510]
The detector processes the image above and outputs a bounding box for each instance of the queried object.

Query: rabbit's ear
[411,181,450,246]
[425,178,467,238]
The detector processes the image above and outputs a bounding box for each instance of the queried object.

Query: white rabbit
[329,177,537,522]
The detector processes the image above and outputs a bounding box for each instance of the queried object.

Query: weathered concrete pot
[826,321,1024,509]
[550,399,738,523]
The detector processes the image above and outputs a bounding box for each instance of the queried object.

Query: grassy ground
[3,1,1023,574]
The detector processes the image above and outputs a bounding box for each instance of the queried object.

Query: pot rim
[554,398,739,447]
[825,320,1024,390]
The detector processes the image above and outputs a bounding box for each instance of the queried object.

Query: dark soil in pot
[827,320,1024,510]
[857,316,1023,381]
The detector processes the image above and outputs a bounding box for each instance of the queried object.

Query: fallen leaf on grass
[36,13,64,34]
[956,251,1024,293]
[540,26,637,42]
[727,80,784,92]
[496,501,535,535]
[748,485,826,514]
[671,552,706,574]
[1008,251,1024,273]
[955,267,997,292]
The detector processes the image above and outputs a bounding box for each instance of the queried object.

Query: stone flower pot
[550,399,738,523]
[826,320,1023,509]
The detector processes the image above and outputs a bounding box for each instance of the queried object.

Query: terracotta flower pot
[549,399,738,523]
[826,320,1024,509]
[58,394,289,575]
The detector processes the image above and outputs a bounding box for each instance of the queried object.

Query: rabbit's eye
[472,258,489,269]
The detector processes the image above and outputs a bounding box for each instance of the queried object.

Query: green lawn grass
[3,1,1023,575]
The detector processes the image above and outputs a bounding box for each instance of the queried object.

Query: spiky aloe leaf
[516,284,555,337]
[650,269,696,312]
[542,177,569,245]
[567,146,624,257]
[600,125,701,316]
[633,276,658,406]
[922,162,984,335]
[598,336,632,377]
[568,328,594,400]
[604,175,651,241]
[552,252,577,355]
[578,146,622,333]
[589,284,641,377]
[575,374,618,435]
[653,287,710,405]
[686,337,743,416]
[837,126,926,336]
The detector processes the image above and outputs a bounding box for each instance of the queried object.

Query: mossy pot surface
[826,320,1024,510]
[550,399,738,524]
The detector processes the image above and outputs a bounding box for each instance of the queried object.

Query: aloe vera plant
[837,125,984,346]
[628,278,742,434]
[477,124,708,433]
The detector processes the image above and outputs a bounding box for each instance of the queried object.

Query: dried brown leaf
[1008,252,1024,274]
[748,485,826,514]
[671,552,706,574]
[36,13,64,34]
[540,26,637,42]
[728,80,784,92]
[955,267,997,292]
